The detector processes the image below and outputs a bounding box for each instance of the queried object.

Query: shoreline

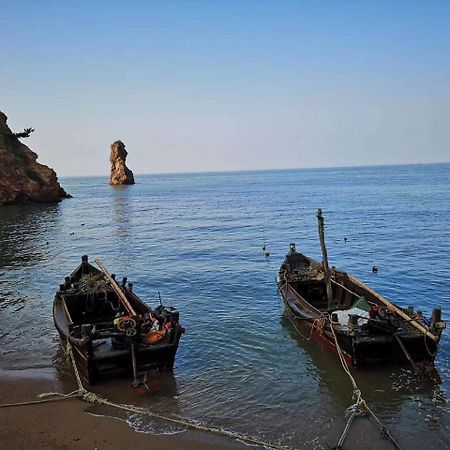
[0,369,250,450]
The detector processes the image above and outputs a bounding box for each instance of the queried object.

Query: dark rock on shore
[0,111,70,205]
[109,140,135,185]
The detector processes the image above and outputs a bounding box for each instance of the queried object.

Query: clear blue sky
[1,0,449,176]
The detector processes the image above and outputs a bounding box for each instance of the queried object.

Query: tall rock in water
[109,140,135,185]
[0,111,70,205]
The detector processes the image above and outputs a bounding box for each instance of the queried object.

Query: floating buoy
[261,229,270,258]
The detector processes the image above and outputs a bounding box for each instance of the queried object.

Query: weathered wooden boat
[278,210,445,374]
[53,255,184,386]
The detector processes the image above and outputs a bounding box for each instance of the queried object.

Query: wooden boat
[53,255,184,386]
[277,210,445,374]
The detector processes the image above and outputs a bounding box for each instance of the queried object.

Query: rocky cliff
[109,140,135,185]
[0,111,70,205]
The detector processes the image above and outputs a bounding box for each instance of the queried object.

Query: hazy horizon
[56,161,449,180]
[2,1,450,177]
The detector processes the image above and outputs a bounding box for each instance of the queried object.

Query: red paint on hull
[286,310,353,367]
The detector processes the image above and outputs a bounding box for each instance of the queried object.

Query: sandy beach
[0,370,249,450]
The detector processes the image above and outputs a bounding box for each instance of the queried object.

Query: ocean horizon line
[59,160,450,180]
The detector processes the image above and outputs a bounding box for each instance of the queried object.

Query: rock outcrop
[109,140,135,185]
[0,111,70,205]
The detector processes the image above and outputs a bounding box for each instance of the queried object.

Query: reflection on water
[112,185,131,240]
[0,203,60,268]
[0,165,449,449]
[0,204,63,371]
[281,313,446,413]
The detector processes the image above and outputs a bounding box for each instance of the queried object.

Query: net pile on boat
[77,273,112,293]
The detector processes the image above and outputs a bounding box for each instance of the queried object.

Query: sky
[1,0,449,176]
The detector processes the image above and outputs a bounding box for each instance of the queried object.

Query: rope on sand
[0,391,80,408]
[0,342,290,450]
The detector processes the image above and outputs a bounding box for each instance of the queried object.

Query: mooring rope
[0,341,290,450]
[423,333,439,358]
[328,322,403,450]
[0,391,81,408]
[277,281,404,450]
[285,307,324,341]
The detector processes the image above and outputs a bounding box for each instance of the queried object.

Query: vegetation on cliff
[0,111,70,205]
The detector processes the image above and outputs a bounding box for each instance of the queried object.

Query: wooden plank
[347,273,438,342]
[394,334,418,374]
[308,254,438,341]
[94,259,137,317]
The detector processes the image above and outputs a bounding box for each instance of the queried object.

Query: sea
[0,163,449,449]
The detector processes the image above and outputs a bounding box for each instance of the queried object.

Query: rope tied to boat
[329,320,403,450]
[423,333,439,358]
[278,277,404,449]
[316,316,326,336]
[0,343,290,450]
[285,309,325,341]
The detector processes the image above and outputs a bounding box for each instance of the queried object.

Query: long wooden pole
[347,273,438,342]
[95,259,137,317]
[317,209,334,310]
[394,334,419,374]
[307,243,438,342]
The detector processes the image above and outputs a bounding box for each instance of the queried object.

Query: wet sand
[0,371,248,450]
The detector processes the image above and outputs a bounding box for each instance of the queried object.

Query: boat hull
[278,272,440,370]
[53,257,184,385]
[55,327,182,385]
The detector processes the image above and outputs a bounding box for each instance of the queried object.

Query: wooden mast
[317,208,334,310]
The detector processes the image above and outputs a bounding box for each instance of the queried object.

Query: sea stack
[0,111,70,205]
[109,140,135,185]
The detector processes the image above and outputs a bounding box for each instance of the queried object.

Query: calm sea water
[1,164,449,449]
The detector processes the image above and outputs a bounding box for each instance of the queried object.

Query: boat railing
[285,283,324,319]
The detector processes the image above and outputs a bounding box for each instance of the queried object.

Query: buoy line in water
[0,342,290,450]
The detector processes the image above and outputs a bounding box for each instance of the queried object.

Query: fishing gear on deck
[54,255,184,387]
